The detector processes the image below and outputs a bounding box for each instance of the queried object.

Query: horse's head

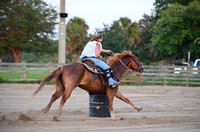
[128,55,143,73]
[108,51,143,73]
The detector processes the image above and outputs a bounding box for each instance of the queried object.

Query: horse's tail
[30,66,64,99]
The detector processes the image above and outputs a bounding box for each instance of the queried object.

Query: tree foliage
[2,0,199,64]
[95,17,140,58]
[115,17,140,47]
[97,23,129,55]
[136,14,156,62]
[151,0,200,61]
[153,0,194,19]
[66,17,89,61]
[0,0,57,62]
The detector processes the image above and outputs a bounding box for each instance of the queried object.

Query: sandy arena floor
[0,83,200,132]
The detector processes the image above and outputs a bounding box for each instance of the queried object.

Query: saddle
[82,60,119,95]
[83,60,119,82]
[82,60,105,74]
[82,60,108,95]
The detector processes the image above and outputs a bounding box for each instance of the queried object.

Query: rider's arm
[96,43,111,59]
[96,43,101,58]
[101,49,111,54]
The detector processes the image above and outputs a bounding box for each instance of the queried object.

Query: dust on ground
[0,83,200,132]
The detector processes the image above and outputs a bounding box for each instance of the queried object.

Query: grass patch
[0,68,49,82]
[26,73,48,79]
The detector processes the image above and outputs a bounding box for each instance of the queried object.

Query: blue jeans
[82,57,118,85]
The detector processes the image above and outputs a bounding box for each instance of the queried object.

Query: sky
[44,0,155,36]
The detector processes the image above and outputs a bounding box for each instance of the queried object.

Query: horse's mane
[107,50,138,65]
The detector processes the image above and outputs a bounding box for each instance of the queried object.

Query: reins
[110,51,141,78]
[110,51,130,71]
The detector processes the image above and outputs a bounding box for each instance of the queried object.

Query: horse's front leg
[106,88,118,121]
[115,90,142,112]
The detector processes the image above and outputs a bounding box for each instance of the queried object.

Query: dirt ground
[0,83,200,132]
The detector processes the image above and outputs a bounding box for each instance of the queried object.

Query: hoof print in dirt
[19,114,32,121]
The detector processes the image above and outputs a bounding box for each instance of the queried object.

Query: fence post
[22,62,26,80]
[48,65,52,73]
[161,65,167,86]
[186,67,190,87]
[139,74,142,85]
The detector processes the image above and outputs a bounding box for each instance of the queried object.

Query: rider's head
[90,34,103,42]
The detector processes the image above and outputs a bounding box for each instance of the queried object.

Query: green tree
[0,0,57,62]
[95,17,140,57]
[66,17,89,62]
[153,0,194,19]
[96,23,129,55]
[136,14,156,62]
[116,17,140,47]
[151,0,200,61]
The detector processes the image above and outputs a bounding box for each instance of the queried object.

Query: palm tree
[66,17,89,62]
[117,17,140,47]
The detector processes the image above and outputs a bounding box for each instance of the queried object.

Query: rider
[80,34,119,89]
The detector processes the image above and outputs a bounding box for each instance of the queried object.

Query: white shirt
[80,41,102,58]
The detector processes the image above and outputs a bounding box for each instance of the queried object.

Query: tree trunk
[10,48,22,62]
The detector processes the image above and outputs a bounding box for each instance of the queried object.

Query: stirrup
[106,75,111,79]
[105,68,112,73]
[111,83,119,89]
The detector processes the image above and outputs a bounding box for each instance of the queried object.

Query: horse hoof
[137,107,143,112]
[140,107,143,111]
[53,116,59,121]
[111,117,119,121]
[41,108,47,113]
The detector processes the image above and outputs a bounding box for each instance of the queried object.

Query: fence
[121,65,200,87]
[0,63,200,86]
[0,62,62,81]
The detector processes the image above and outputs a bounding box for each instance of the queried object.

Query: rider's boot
[105,68,119,89]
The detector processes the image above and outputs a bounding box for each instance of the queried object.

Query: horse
[31,51,143,121]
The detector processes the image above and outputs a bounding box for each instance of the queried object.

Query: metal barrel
[89,94,110,117]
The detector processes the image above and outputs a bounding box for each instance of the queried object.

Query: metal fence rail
[0,63,200,86]
[121,65,200,86]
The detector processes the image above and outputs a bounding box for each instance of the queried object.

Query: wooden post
[22,62,26,80]
[162,65,167,86]
[139,74,142,85]
[186,66,189,87]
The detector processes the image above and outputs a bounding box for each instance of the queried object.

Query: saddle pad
[83,63,105,74]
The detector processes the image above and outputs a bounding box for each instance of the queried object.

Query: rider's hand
[107,50,111,53]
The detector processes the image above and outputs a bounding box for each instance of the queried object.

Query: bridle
[110,51,142,72]
[131,56,143,72]
[117,57,130,70]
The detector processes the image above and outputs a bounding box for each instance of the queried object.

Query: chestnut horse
[31,51,143,120]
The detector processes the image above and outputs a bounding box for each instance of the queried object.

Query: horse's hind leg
[42,79,64,113]
[53,85,74,121]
